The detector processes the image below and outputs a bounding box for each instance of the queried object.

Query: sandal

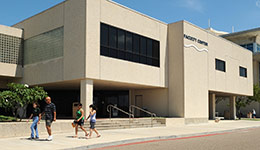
[97,135,101,138]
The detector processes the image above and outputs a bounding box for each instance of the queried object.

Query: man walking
[39,97,56,141]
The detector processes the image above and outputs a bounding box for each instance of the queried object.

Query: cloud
[179,0,204,13]
[257,0,260,8]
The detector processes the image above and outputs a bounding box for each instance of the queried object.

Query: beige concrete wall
[168,22,184,117]
[22,58,63,85]
[0,25,23,78]
[131,89,168,117]
[207,31,253,96]
[168,21,253,120]
[85,0,168,87]
[13,3,64,39]
[183,22,209,119]
[13,0,87,85]
[0,25,22,38]
[0,63,22,78]
[63,0,86,80]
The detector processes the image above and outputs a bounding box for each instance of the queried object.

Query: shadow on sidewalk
[20,138,49,141]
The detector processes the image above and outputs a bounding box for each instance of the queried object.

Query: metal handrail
[129,105,157,127]
[107,104,134,119]
[129,105,157,118]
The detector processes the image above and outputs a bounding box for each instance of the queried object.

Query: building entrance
[93,91,129,118]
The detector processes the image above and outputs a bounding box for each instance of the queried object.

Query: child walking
[73,103,88,138]
[27,102,41,139]
[86,104,101,138]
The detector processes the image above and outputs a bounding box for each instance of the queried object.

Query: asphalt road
[102,127,260,150]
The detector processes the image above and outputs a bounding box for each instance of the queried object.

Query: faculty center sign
[184,34,208,52]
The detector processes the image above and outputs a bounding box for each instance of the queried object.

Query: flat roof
[222,27,260,38]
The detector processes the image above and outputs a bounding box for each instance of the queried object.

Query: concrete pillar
[229,96,236,120]
[209,93,216,119]
[80,79,93,118]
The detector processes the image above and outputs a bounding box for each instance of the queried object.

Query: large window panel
[101,24,109,46]
[24,27,64,65]
[118,29,125,50]
[147,39,153,57]
[100,23,160,67]
[140,37,147,55]
[133,34,140,54]
[109,27,117,48]
[126,32,132,52]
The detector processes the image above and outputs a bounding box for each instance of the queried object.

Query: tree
[236,84,260,119]
[0,83,48,120]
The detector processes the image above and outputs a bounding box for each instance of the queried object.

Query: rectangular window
[239,66,247,78]
[140,37,146,55]
[133,34,140,54]
[109,27,117,48]
[118,29,125,50]
[100,22,160,67]
[126,32,132,52]
[101,24,109,46]
[215,59,226,72]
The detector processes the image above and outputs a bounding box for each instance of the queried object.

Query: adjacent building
[0,0,253,123]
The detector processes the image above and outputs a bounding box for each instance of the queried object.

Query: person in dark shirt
[39,97,56,141]
[27,102,41,139]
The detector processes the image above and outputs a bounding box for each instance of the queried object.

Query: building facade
[222,28,260,117]
[0,0,253,123]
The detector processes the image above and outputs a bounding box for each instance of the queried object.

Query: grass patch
[0,115,17,122]
[241,118,260,121]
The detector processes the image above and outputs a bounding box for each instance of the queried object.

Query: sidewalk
[1,120,260,150]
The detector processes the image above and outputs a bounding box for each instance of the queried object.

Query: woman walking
[86,104,101,138]
[73,103,88,138]
[27,102,41,140]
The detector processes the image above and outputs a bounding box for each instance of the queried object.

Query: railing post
[109,107,111,119]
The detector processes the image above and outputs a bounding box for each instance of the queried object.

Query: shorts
[74,119,84,126]
[90,122,96,129]
[46,119,53,127]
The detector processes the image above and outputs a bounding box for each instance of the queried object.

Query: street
[102,127,260,150]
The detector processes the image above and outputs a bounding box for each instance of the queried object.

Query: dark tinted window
[101,24,109,46]
[153,41,159,58]
[109,27,117,48]
[215,59,226,72]
[147,39,152,57]
[100,23,160,67]
[118,29,125,50]
[239,66,247,78]
[126,32,132,52]
[133,34,140,54]
[140,37,146,55]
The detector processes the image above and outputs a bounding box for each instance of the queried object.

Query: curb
[65,126,260,150]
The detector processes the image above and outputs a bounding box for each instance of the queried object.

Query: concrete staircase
[83,118,166,130]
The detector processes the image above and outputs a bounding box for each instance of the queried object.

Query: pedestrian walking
[86,104,101,138]
[39,97,56,141]
[252,109,256,119]
[27,102,41,140]
[72,103,89,138]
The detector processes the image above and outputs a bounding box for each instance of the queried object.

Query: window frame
[215,58,226,72]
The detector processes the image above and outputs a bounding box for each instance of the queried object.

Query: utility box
[72,102,79,118]
[224,110,230,120]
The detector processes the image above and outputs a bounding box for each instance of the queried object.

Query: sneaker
[47,135,53,141]
[35,137,39,140]
[28,137,34,140]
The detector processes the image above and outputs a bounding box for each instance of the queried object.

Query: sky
[0,0,259,33]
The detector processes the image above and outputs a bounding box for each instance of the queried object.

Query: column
[209,93,216,120]
[229,96,236,120]
[80,79,93,118]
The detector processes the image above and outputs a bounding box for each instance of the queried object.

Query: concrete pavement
[1,120,260,150]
